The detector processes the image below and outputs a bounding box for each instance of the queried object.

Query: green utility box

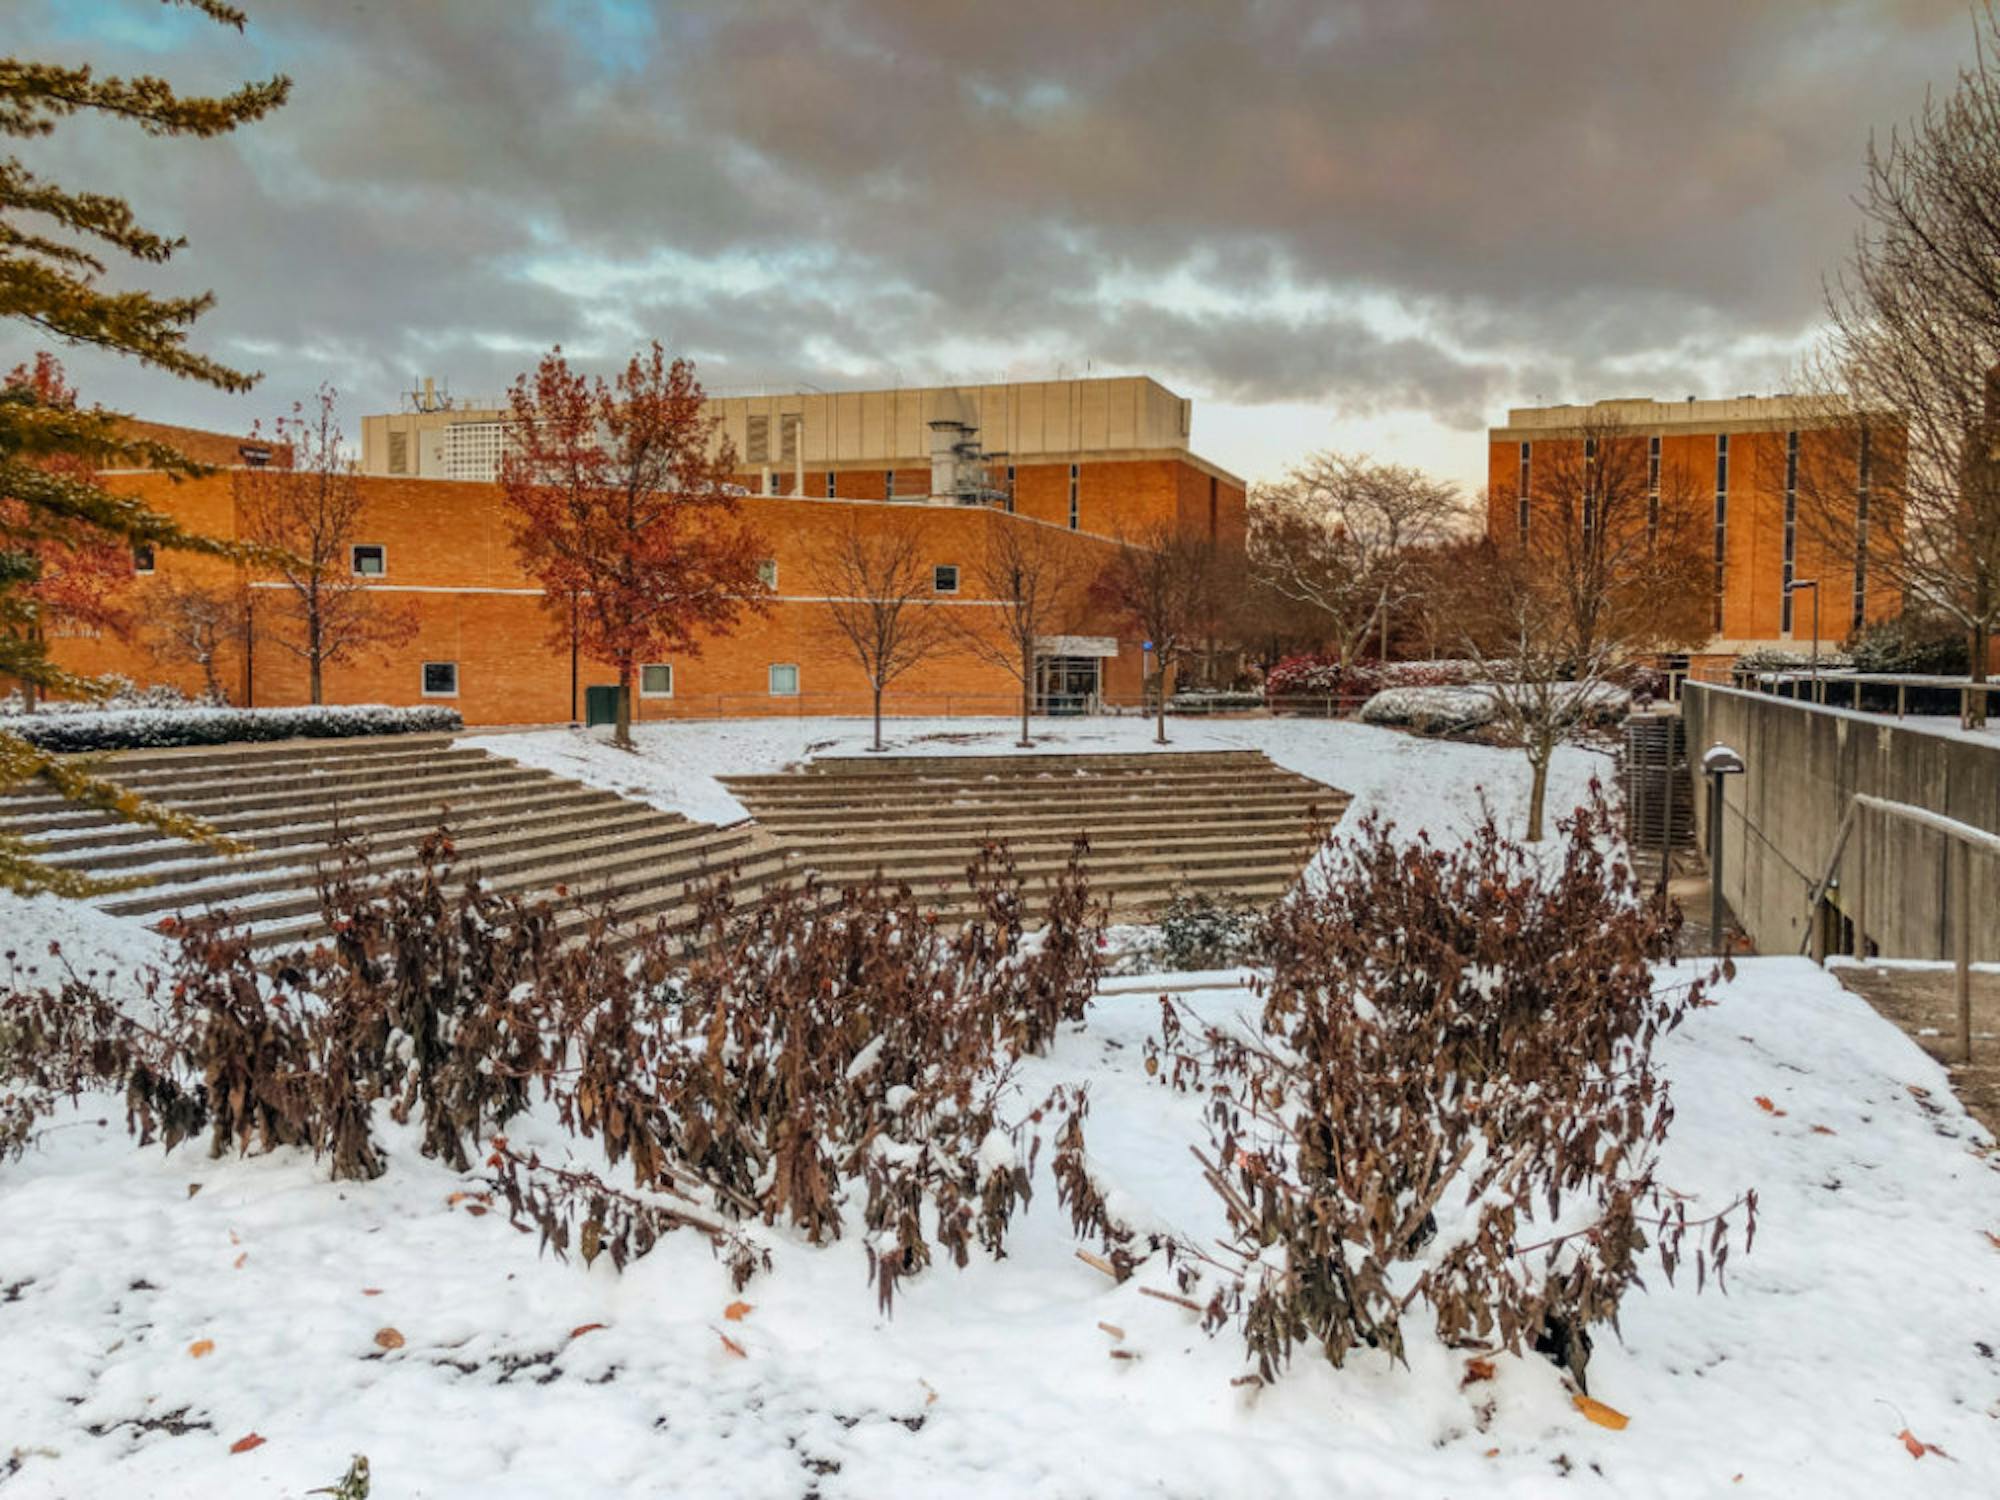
[584,684,626,728]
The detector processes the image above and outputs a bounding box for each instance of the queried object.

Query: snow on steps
[2,734,789,951]
[722,750,1347,920]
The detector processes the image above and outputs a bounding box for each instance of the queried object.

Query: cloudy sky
[7,0,1983,491]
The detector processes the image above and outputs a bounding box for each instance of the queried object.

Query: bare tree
[1249,452,1463,672]
[1798,7,2000,723]
[807,516,956,751]
[1092,522,1212,744]
[955,514,1091,748]
[145,575,246,702]
[239,388,415,704]
[1516,414,1713,660]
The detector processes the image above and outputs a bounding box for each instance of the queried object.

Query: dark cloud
[1,0,1977,454]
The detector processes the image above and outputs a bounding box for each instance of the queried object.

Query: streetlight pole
[1787,578,1820,694]
[1702,743,1746,957]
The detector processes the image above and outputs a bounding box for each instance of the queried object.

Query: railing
[1733,669,1998,725]
[619,691,1358,723]
[1800,792,2000,1060]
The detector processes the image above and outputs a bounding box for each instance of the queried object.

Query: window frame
[420,661,459,698]
[933,564,960,594]
[132,544,156,575]
[768,662,800,697]
[351,543,388,578]
[639,662,674,698]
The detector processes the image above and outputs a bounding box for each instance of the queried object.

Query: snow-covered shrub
[8,702,463,752]
[1133,889,1262,971]
[1358,684,1499,734]
[1376,659,1487,689]
[1735,646,1856,676]
[1848,613,1970,675]
[0,677,223,718]
[1264,655,1381,701]
[1133,796,1755,1387]
[2,832,1108,1308]
[1167,689,1266,713]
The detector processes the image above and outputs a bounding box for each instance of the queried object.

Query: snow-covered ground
[1,956,1995,1498]
[464,714,1610,844]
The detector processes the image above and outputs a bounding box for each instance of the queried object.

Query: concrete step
[789,840,1314,886]
[23,767,580,852]
[103,805,702,917]
[83,731,468,778]
[746,792,1338,836]
[790,751,1271,777]
[39,785,632,872]
[13,760,554,834]
[766,823,1320,860]
[0,747,501,817]
[719,767,1319,802]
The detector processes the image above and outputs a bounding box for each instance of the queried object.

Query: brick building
[1487,396,1902,660]
[54,379,1245,726]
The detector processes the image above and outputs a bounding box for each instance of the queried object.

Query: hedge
[4,704,465,754]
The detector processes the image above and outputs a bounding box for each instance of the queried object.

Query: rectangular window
[1781,430,1799,633]
[884,468,896,499]
[1516,441,1531,543]
[421,662,458,698]
[1582,436,1597,539]
[933,564,959,594]
[779,413,800,464]
[1068,462,1080,530]
[825,469,837,499]
[768,663,799,697]
[352,544,386,577]
[640,663,673,698]
[1208,475,1218,539]
[1713,434,1729,633]
[757,558,778,589]
[386,430,409,475]
[1006,464,1017,514]
[132,544,155,574]
[1854,428,1872,632]
[746,414,770,463]
[1647,435,1661,543]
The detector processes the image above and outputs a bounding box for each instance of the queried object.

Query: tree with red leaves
[0,355,138,709]
[498,344,768,748]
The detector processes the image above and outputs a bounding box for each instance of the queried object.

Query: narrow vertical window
[1647,435,1661,544]
[1854,428,1872,632]
[1068,462,1080,530]
[1516,440,1531,543]
[1781,431,1799,634]
[1712,433,1729,634]
[1582,436,1597,539]
[825,469,837,498]
[884,468,895,500]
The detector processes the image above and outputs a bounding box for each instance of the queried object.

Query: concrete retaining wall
[1683,684,2000,960]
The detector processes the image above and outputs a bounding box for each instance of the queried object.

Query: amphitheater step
[721,750,1346,921]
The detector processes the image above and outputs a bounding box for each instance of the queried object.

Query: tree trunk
[1526,752,1550,843]
[1970,618,1991,729]
[309,655,323,706]
[872,681,885,752]
[1019,640,1033,748]
[614,659,634,749]
[1155,657,1169,745]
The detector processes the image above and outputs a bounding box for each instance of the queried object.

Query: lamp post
[1702,743,1746,957]
[1786,578,1820,694]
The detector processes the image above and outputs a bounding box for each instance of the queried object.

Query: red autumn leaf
[723,1301,753,1322]
[188,1339,215,1359]
[1810,1125,1837,1135]
[718,1331,748,1359]
[361,1288,383,1296]
[1461,1356,1496,1386]
[570,1322,607,1339]
[1897,1427,1952,1460]
[229,1433,266,1455]
[1753,1096,1787,1117]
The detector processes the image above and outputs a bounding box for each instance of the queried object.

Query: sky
[5,0,1983,493]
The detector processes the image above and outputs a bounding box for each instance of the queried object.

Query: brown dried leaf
[228,1433,265,1454]
[373,1327,405,1351]
[188,1339,215,1359]
[723,1301,753,1322]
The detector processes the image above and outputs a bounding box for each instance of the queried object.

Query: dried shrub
[1139,793,1755,1387]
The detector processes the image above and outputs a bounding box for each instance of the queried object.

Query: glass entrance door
[1034,655,1102,716]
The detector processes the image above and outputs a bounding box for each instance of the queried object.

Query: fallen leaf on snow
[1753,1096,1787,1117]
[373,1327,405,1351]
[723,1301,753,1322]
[1462,1357,1496,1386]
[228,1433,265,1455]
[361,1288,383,1297]
[186,1183,201,1199]
[188,1339,215,1359]
[232,1252,247,1269]
[718,1331,748,1359]
[922,1380,939,1406]
[1483,1448,1500,1459]
[569,1322,607,1339]
[1983,1230,2000,1251]
[1810,1125,1837,1136]
[1897,1427,1952,1460]
[1573,1394,1629,1430]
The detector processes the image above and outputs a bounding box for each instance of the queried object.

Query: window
[1516,441,1531,544]
[1581,436,1597,539]
[386,430,409,475]
[422,661,458,698]
[239,443,273,469]
[352,544,386,577]
[780,413,801,464]
[1854,428,1872,632]
[1068,463,1080,530]
[825,469,838,499]
[746,414,770,463]
[757,558,778,589]
[1781,430,1799,633]
[933,564,959,594]
[884,468,896,499]
[768,663,799,697]
[640,663,673,698]
[1647,435,1661,543]
[1713,434,1729,633]
[1208,475,1218,539]
[132,544,155,575]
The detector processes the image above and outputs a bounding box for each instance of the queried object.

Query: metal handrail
[1801,790,1995,1061]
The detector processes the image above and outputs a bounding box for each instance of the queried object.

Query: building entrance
[1034,655,1102,716]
